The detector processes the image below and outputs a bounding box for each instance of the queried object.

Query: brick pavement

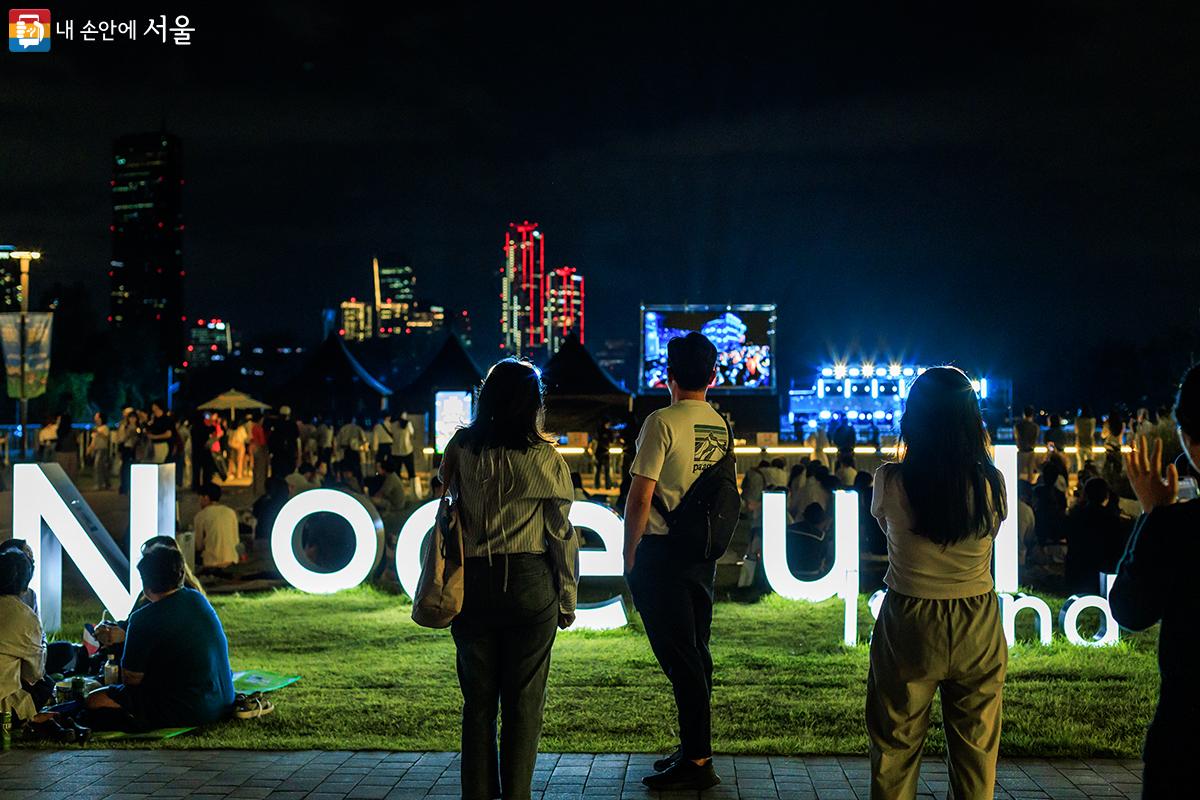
[0,749,1143,799]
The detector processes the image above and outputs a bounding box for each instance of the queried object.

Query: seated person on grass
[0,548,48,722]
[194,483,241,570]
[85,545,234,731]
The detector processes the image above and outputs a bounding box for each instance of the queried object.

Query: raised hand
[1125,435,1178,514]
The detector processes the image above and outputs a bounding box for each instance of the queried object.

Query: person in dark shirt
[1110,362,1200,798]
[84,545,234,731]
[1065,477,1131,596]
[787,503,833,578]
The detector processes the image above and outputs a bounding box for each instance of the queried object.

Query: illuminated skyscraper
[499,221,545,356]
[109,131,185,363]
[546,266,585,352]
[339,298,373,342]
[184,318,233,367]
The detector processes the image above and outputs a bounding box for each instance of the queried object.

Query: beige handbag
[411,462,465,628]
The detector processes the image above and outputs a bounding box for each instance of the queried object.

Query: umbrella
[197,389,272,412]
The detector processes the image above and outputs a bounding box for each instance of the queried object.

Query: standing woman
[441,358,579,800]
[866,366,1008,800]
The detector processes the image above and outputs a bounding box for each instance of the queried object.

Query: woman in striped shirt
[439,358,579,800]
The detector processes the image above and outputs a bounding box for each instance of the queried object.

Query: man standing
[87,412,112,491]
[372,414,395,464]
[193,484,240,570]
[593,420,613,490]
[268,406,301,480]
[1014,405,1041,481]
[623,332,727,791]
[249,413,269,498]
[391,411,416,481]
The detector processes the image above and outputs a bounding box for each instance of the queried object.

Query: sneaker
[653,745,682,772]
[641,758,720,791]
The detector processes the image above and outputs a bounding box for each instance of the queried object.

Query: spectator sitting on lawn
[194,483,240,570]
[84,545,234,731]
[0,548,48,724]
[371,456,409,513]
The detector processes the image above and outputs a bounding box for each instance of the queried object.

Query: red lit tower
[499,220,545,356]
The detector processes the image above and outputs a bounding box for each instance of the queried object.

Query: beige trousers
[866,590,1008,800]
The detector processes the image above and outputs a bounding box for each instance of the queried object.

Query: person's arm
[623,475,656,573]
[1110,510,1169,630]
[18,618,47,684]
[623,415,668,573]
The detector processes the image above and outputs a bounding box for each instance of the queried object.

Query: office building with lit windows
[109,131,185,363]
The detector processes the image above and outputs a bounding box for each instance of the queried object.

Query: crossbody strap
[650,415,734,522]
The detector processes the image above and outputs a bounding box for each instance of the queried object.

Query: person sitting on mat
[40,536,208,678]
[84,544,234,731]
[0,548,90,741]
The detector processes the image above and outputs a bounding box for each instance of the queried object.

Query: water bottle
[1,710,11,751]
[103,655,120,686]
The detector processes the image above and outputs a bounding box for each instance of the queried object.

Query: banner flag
[0,312,53,399]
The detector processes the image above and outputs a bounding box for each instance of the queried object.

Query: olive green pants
[866,590,1008,800]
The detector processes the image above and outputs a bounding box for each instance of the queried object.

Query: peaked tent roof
[539,335,632,432]
[281,334,392,419]
[540,335,630,400]
[398,333,484,410]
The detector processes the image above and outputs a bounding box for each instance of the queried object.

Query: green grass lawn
[55,586,1158,756]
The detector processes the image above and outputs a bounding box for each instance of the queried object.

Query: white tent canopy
[197,388,271,411]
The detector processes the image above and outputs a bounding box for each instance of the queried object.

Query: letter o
[1059,594,1119,647]
[271,489,383,594]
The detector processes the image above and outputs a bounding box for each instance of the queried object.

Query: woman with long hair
[441,358,579,800]
[865,366,1008,800]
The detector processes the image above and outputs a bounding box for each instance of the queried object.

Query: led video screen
[640,305,776,391]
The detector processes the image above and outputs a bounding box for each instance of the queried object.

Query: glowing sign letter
[1060,593,1120,647]
[761,490,860,646]
[999,593,1053,646]
[19,463,176,632]
[395,499,440,601]
[993,444,1020,594]
[569,501,627,631]
[271,489,383,594]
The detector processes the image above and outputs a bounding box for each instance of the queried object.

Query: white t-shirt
[194,502,241,568]
[630,399,729,535]
[393,419,414,456]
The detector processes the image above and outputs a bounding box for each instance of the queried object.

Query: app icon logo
[9,8,50,52]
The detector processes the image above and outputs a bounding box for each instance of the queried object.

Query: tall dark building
[109,132,185,365]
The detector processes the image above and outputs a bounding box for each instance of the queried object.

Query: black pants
[627,535,717,760]
[395,452,416,480]
[594,458,611,490]
[452,554,558,800]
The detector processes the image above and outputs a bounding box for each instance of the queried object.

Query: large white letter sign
[993,444,1020,594]
[1000,593,1053,646]
[18,463,176,632]
[761,490,860,646]
[395,499,440,601]
[1059,592,1119,647]
[394,500,628,631]
[568,501,627,631]
[270,489,383,594]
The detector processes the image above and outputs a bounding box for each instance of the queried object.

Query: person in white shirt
[87,413,113,491]
[623,332,727,792]
[335,418,368,481]
[0,549,47,724]
[193,484,240,569]
[227,417,249,480]
[371,415,395,463]
[391,411,416,480]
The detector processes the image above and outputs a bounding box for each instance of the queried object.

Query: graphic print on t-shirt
[693,424,728,472]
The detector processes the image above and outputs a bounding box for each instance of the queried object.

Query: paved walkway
[1,750,1142,799]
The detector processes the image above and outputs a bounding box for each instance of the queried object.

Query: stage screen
[640,305,776,391]
[434,390,473,454]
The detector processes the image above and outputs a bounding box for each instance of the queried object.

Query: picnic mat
[87,669,301,741]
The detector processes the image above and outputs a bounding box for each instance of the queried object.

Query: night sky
[5,2,1200,406]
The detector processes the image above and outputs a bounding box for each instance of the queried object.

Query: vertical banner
[0,311,53,399]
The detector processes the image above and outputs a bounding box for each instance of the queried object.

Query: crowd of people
[4,335,1197,800]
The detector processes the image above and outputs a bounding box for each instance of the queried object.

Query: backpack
[651,419,741,561]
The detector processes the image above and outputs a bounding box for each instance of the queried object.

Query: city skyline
[5,4,1200,407]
